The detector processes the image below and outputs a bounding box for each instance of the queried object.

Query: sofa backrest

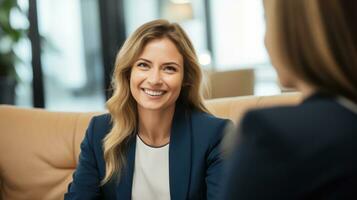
[0,93,301,200]
[204,69,255,99]
[205,92,301,123]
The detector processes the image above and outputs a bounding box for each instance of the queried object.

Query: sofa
[0,93,301,200]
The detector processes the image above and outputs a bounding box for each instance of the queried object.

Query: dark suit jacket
[223,92,357,199]
[65,104,231,200]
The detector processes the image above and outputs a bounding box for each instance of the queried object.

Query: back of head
[273,0,357,102]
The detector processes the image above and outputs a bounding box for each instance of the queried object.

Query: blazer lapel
[169,105,192,200]
[116,135,136,200]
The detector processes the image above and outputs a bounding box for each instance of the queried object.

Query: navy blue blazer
[65,105,231,200]
[222,92,357,199]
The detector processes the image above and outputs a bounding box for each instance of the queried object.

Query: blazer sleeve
[205,119,233,200]
[222,111,295,199]
[64,117,102,200]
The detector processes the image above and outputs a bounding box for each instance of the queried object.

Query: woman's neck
[137,105,175,146]
[295,80,316,99]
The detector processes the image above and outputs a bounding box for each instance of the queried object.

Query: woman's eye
[137,62,149,69]
[164,66,177,73]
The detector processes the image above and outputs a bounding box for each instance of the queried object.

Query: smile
[142,88,166,96]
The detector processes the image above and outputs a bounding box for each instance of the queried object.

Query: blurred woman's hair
[102,19,208,184]
[274,0,357,102]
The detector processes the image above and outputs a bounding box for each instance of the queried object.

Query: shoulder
[242,97,356,130]
[191,110,232,132]
[90,113,112,129]
[190,110,233,145]
[85,113,112,145]
[240,105,300,130]
[239,98,357,150]
[239,103,318,139]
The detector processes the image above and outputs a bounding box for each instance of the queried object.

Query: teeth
[144,89,164,96]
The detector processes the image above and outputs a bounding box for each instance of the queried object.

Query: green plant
[0,0,26,79]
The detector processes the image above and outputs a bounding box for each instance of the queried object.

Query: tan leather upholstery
[205,69,255,99]
[206,92,302,122]
[0,93,301,200]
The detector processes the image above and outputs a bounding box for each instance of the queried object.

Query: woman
[64,19,231,200]
[223,0,357,199]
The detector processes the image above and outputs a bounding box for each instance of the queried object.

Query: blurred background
[0,0,281,111]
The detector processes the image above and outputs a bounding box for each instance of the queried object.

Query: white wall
[211,0,268,70]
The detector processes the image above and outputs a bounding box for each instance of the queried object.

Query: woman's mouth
[142,88,166,96]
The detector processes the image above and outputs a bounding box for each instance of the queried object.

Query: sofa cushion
[0,107,99,199]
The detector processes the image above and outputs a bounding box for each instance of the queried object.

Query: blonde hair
[102,19,209,184]
[272,0,357,102]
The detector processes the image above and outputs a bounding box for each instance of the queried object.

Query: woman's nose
[147,68,162,85]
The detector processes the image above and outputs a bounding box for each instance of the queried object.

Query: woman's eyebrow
[163,62,180,67]
[137,58,181,67]
[137,58,152,63]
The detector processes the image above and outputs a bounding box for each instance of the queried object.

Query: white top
[132,135,171,200]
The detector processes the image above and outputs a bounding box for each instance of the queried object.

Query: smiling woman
[130,38,184,113]
[64,19,232,200]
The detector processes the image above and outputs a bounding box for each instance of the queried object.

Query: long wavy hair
[102,19,209,184]
[271,0,357,102]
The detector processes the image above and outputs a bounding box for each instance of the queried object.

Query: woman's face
[264,0,297,88]
[130,37,184,112]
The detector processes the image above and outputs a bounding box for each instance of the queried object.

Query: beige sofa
[0,93,301,200]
